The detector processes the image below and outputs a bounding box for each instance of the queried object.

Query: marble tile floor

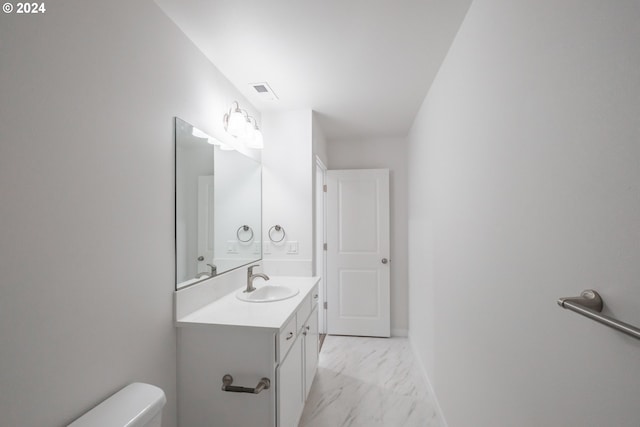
[299,335,441,427]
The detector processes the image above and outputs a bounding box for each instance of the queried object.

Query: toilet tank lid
[68,383,166,427]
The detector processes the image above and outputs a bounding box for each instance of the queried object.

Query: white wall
[262,110,314,275]
[408,1,640,426]
[0,1,259,426]
[327,138,409,335]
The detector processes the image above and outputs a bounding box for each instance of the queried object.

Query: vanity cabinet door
[277,336,304,427]
[303,306,319,398]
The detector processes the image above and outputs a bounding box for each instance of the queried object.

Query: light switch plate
[263,241,271,254]
[287,241,299,254]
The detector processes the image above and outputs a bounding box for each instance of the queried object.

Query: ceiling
[155,0,472,141]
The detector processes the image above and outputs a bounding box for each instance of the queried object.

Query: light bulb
[226,105,246,137]
[244,117,255,144]
[247,129,264,149]
[192,128,209,139]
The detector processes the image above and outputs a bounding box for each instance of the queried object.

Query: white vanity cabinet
[177,277,320,427]
[277,295,320,427]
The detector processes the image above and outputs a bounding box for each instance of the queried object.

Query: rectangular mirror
[175,117,261,290]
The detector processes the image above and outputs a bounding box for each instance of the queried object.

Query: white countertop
[176,276,320,330]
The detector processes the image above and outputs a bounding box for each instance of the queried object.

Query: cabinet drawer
[278,313,297,362]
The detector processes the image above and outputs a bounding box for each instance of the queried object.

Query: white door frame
[197,175,215,275]
[314,156,327,334]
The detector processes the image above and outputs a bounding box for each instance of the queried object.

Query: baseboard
[408,335,448,427]
[391,328,408,337]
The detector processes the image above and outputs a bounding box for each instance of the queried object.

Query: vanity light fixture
[246,118,264,150]
[244,114,255,143]
[223,101,247,137]
[244,115,264,149]
[223,101,264,150]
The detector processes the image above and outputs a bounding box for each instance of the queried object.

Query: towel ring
[268,225,286,243]
[236,225,254,243]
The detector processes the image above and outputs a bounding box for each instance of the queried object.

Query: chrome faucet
[207,263,217,276]
[246,264,269,293]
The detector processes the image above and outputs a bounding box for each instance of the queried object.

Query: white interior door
[197,175,215,273]
[327,169,390,337]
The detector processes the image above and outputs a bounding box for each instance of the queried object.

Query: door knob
[381,258,388,264]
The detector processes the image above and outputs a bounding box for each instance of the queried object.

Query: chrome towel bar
[221,375,270,394]
[236,225,254,243]
[557,289,640,340]
[268,225,286,243]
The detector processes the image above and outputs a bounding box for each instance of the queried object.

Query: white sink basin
[236,285,300,303]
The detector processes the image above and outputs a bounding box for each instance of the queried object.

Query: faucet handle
[247,264,260,275]
[207,264,217,275]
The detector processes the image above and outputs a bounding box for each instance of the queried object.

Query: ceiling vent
[249,82,278,101]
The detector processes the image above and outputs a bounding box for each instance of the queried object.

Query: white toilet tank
[68,383,166,427]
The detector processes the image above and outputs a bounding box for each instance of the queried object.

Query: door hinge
[323,243,327,251]
[323,301,328,309]
[323,184,327,192]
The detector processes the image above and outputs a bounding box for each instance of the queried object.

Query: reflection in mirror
[175,117,261,290]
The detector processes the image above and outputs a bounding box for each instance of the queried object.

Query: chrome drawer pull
[221,375,271,394]
[285,331,294,340]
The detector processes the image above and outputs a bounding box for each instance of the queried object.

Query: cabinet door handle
[313,294,318,299]
[285,331,293,340]
[302,331,307,336]
[221,374,271,394]
[306,325,310,330]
